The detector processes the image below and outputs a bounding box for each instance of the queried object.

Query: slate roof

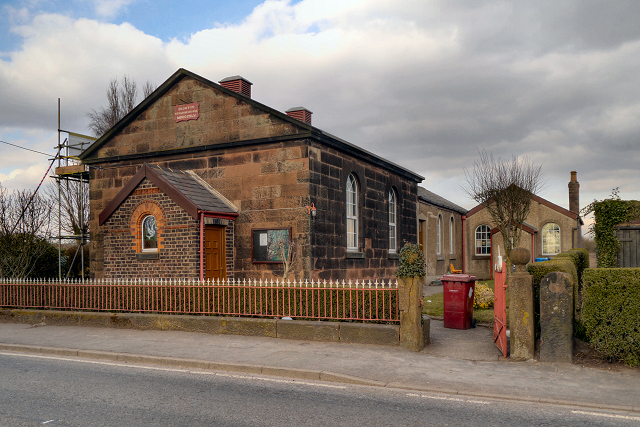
[98,163,238,225]
[417,186,467,215]
[147,164,237,215]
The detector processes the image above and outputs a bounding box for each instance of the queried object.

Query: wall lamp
[306,202,317,218]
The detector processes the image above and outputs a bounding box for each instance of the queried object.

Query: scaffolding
[53,99,95,280]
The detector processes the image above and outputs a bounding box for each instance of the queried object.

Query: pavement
[1,288,639,413]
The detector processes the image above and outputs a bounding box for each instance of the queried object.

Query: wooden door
[204,226,226,280]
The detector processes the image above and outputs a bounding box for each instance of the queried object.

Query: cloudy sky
[1,0,639,222]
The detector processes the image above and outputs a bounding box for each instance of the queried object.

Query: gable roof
[418,186,467,214]
[466,192,579,221]
[98,163,238,225]
[80,68,424,183]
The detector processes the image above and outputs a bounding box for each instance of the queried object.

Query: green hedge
[582,268,640,366]
[527,258,578,338]
[554,248,589,286]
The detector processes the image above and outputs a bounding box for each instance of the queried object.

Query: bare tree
[45,178,89,238]
[0,185,55,278]
[87,76,156,137]
[277,238,298,281]
[463,150,543,263]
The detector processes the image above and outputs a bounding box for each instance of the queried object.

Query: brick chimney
[286,107,312,125]
[569,171,580,214]
[219,76,252,98]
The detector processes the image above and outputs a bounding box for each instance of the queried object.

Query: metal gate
[616,225,640,268]
[493,260,508,358]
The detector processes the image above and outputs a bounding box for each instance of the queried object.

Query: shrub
[527,258,577,338]
[554,248,589,285]
[474,283,495,309]
[396,243,426,278]
[582,268,640,366]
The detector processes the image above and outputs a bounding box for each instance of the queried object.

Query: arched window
[142,215,158,251]
[475,225,491,255]
[542,223,560,255]
[389,189,397,253]
[449,216,454,254]
[437,214,442,255]
[346,174,358,251]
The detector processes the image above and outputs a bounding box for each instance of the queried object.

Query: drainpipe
[532,232,536,261]
[199,211,204,281]
[461,215,466,274]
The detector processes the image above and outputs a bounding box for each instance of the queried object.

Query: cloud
[0,0,639,208]
[92,0,136,18]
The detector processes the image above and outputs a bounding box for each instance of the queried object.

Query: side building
[417,187,466,278]
[79,69,423,281]
[463,172,583,279]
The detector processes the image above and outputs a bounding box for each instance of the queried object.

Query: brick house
[79,68,423,281]
[417,187,466,277]
[463,172,583,279]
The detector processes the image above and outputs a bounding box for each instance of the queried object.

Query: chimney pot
[219,76,252,98]
[286,107,313,125]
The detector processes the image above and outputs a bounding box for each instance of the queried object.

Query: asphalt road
[0,351,638,427]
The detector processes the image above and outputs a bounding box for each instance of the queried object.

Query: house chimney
[219,76,252,98]
[286,107,312,125]
[569,171,580,214]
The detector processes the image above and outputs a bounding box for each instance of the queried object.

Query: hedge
[527,258,578,338]
[554,248,589,285]
[582,268,640,366]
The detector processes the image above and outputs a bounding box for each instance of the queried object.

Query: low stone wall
[0,309,422,348]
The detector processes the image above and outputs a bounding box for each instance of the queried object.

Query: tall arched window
[542,223,560,255]
[475,225,491,255]
[449,216,454,254]
[437,214,442,255]
[388,189,397,253]
[142,215,158,251]
[346,174,358,251]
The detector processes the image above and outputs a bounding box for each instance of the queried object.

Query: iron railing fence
[0,277,399,322]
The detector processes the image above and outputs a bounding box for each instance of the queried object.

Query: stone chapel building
[462,172,583,279]
[80,69,423,281]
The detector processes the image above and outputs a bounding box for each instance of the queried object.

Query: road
[0,351,638,427]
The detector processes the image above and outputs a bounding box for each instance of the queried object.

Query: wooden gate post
[508,248,535,360]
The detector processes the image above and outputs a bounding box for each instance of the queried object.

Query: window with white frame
[449,216,454,254]
[142,215,158,251]
[475,225,491,255]
[388,189,397,253]
[346,174,358,251]
[542,223,560,255]
[437,214,442,255]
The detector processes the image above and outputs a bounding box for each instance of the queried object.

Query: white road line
[407,393,491,405]
[572,410,640,422]
[0,351,345,389]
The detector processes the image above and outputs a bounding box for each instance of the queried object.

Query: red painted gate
[493,260,508,358]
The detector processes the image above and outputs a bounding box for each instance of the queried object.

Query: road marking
[0,351,346,390]
[407,393,491,405]
[572,410,640,421]
[42,421,55,424]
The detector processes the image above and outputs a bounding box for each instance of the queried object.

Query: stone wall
[308,142,418,280]
[90,141,311,280]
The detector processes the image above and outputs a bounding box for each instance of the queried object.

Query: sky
[1,0,639,226]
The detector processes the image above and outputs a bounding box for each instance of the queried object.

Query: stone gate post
[398,276,424,352]
[509,248,535,360]
[540,272,574,363]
